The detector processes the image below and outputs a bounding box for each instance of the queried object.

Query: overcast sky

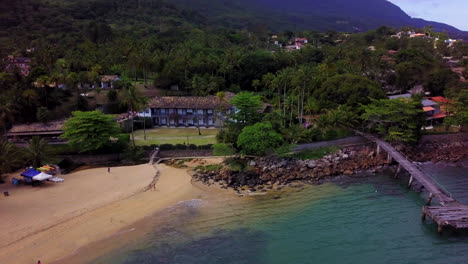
[388,0,468,31]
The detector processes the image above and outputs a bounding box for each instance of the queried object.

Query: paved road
[293,136,369,151]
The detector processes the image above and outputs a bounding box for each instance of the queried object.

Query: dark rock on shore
[192,145,389,190]
[402,133,468,163]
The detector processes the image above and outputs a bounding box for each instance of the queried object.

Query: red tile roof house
[388,94,451,128]
[5,56,32,76]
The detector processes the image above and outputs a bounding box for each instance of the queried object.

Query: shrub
[237,122,283,156]
[289,146,339,160]
[194,164,223,172]
[213,143,236,156]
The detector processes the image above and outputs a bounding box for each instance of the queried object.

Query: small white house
[100,75,120,89]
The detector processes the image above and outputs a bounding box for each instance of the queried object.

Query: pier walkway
[355,131,468,232]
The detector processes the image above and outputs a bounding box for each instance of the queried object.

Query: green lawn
[133,128,219,146]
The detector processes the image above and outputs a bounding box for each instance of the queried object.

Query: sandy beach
[0,159,226,264]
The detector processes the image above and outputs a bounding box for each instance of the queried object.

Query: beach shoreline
[0,159,231,264]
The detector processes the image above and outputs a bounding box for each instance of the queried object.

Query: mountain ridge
[170,0,467,36]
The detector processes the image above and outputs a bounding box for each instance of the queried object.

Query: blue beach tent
[20,168,41,178]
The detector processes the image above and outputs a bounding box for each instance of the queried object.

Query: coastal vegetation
[361,98,425,143]
[237,122,284,156]
[287,146,340,160]
[0,0,467,176]
[61,111,123,153]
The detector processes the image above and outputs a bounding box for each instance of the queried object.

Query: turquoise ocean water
[73,163,468,264]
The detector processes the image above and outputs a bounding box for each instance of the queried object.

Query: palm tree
[120,82,147,146]
[27,137,52,167]
[0,140,25,177]
[0,97,15,134]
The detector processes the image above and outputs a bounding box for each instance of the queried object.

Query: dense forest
[0,0,467,146]
[170,0,468,36]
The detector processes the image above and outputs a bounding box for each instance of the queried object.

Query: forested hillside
[1,0,467,123]
[170,0,468,35]
[0,0,467,175]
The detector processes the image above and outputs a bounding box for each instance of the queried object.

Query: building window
[208,118,214,125]
[169,119,175,125]
[187,109,193,114]
[161,118,167,125]
[177,109,185,115]
[169,109,175,114]
[207,109,213,114]
[198,109,204,115]
[161,109,166,114]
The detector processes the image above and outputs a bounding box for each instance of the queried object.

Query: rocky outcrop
[402,133,468,163]
[192,145,389,190]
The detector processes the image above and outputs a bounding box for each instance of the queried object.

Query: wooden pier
[355,131,468,233]
[422,204,468,233]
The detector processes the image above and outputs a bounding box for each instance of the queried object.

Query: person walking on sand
[37,261,41,264]
[108,167,111,174]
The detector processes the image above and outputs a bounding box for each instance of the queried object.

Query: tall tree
[0,96,15,134]
[119,82,147,146]
[0,140,26,177]
[62,111,121,153]
[26,137,52,167]
[361,98,425,143]
[230,91,263,126]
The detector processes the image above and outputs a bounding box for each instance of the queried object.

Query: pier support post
[421,212,426,221]
[426,193,434,206]
[376,145,380,155]
[387,153,392,163]
[408,175,414,188]
[394,164,401,178]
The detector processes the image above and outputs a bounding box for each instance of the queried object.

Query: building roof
[426,96,450,104]
[433,112,447,119]
[7,56,31,63]
[8,120,65,136]
[422,99,437,107]
[423,106,435,112]
[100,75,120,82]
[451,67,465,74]
[388,93,412,99]
[148,93,234,109]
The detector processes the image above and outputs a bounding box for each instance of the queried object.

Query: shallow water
[75,164,468,264]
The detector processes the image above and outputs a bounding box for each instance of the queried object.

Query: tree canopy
[62,111,121,152]
[361,98,425,143]
[237,122,283,155]
[230,91,263,126]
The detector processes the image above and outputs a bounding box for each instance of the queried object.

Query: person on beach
[37,261,41,264]
[108,167,111,174]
